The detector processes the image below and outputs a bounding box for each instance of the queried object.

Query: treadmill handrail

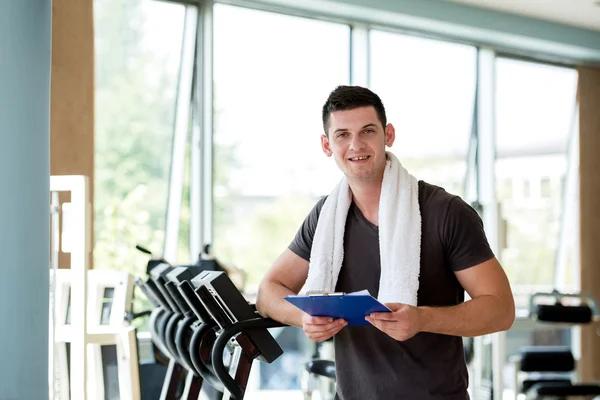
[211,316,286,399]
[189,322,225,391]
[165,312,184,363]
[174,315,197,374]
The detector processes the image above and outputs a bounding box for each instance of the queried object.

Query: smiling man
[256,85,515,400]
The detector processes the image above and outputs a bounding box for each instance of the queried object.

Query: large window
[370,30,477,197]
[212,4,350,290]
[91,2,587,399]
[494,58,578,308]
[493,58,579,399]
[94,0,186,302]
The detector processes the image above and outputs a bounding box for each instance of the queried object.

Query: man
[256,85,515,399]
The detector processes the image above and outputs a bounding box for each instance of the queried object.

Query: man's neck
[349,178,382,226]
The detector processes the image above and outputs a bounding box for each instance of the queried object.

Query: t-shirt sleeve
[443,196,496,271]
[288,196,327,261]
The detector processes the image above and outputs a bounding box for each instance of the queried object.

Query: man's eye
[337,133,347,138]
[365,129,375,134]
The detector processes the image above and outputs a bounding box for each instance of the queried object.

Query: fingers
[370,303,408,320]
[368,312,399,321]
[304,318,346,334]
[366,313,417,342]
[383,302,405,312]
[302,315,337,325]
[366,317,404,338]
[365,316,395,330]
[303,316,347,342]
[306,324,346,342]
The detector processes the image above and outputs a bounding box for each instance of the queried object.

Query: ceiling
[443,0,600,32]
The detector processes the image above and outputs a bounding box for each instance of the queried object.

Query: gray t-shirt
[289,181,495,400]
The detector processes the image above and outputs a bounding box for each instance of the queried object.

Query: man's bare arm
[418,257,515,336]
[256,249,309,328]
[367,257,515,340]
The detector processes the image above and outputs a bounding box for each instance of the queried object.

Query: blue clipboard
[285,290,391,326]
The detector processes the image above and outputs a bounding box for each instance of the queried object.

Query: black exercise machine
[136,248,286,400]
[135,277,172,364]
[186,270,285,400]
[515,290,600,399]
[178,279,226,396]
[301,339,336,400]
[148,263,191,399]
[134,245,224,399]
[166,266,213,399]
[136,263,215,400]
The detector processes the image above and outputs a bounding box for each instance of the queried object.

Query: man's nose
[349,134,365,151]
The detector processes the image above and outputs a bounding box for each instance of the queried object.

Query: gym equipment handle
[211,316,286,400]
[189,322,225,391]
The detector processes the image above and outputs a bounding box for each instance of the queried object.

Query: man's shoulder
[417,180,459,212]
[314,195,328,213]
[417,180,484,234]
[303,195,328,223]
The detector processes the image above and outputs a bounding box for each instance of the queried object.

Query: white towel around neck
[301,151,421,305]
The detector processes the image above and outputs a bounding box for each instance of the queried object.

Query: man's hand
[302,314,347,343]
[365,303,421,341]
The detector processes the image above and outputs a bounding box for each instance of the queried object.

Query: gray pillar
[0,1,51,399]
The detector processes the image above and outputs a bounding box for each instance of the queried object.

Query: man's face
[321,106,395,183]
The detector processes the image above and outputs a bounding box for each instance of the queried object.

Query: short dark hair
[321,85,387,135]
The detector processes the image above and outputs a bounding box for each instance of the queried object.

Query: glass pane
[100,287,115,325]
[93,0,186,289]
[65,287,71,325]
[494,58,578,310]
[369,31,477,197]
[213,4,350,291]
[496,59,576,156]
[213,8,349,396]
[101,344,120,400]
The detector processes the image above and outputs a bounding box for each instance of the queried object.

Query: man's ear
[385,123,396,148]
[321,134,333,157]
